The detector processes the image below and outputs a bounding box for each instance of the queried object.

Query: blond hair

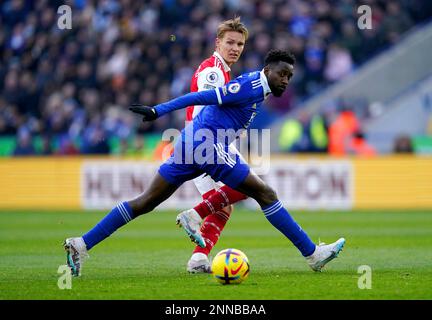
[217,17,248,41]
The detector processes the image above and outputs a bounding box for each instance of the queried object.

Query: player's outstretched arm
[129,89,220,121]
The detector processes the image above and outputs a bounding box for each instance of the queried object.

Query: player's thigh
[206,143,275,206]
[128,172,179,214]
[129,158,201,214]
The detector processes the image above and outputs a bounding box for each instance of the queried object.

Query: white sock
[306,245,318,259]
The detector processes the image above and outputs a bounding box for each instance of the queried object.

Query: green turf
[1,209,432,300]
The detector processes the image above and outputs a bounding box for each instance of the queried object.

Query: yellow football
[211,248,250,285]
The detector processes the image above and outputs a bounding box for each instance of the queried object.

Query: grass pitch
[1,208,431,300]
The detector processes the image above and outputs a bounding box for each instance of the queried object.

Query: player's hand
[129,104,158,121]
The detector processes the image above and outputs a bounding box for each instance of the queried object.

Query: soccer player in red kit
[184,17,250,273]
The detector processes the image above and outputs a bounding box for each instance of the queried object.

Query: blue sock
[262,200,316,257]
[82,201,135,250]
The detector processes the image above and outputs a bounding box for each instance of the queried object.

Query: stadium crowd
[0,0,431,155]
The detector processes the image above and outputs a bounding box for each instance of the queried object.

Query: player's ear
[215,37,221,50]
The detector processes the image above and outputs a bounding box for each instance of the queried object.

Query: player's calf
[234,173,319,259]
[253,184,278,207]
[192,207,231,257]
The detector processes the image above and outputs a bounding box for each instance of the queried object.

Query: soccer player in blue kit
[64,50,345,276]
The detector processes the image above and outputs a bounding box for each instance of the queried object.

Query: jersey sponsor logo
[206,71,219,84]
[228,83,241,94]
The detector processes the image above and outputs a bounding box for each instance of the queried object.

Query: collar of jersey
[260,69,272,99]
[213,51,231,72]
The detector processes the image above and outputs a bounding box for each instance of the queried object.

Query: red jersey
[185,51,231,122]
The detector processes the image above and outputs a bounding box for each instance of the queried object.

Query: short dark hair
[264,49,296,66]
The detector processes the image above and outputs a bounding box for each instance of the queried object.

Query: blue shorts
[158,141,250,189]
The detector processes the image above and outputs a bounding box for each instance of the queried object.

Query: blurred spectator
[0,105,18,135]
[13,130,35,156]
[328,107,360,155]
[324,43,353,83]
[124,135,147,156]
[82,130,110,154]
[380,1,413,45]
[279,111,328,153]
[279,117,303,152]
[117,138,129,156]
[346,131,376,156]
[56,135,80,155]
[39,135,53,155]
[302,36,325,95]
[338,20,363,63]
[309,113,329,152]
[153,140,174,161]
[393,135,414,153]
[2,71,21,106]
[81,117,110,154]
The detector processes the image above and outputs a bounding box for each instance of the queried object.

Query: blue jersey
[195,70,271,134]
[156,69,272,189]
[155,70,272,144]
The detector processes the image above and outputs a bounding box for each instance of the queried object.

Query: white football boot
[306,238,346,272]
[187,252,212,274]
[64,237,89,277]
[176,209,206,248]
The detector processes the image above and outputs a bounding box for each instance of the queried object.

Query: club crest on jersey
[228,83,241,94]
[206,72,218,84]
